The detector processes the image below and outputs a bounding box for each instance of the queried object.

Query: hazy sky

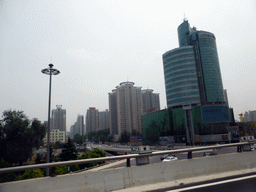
[1,0,256,131]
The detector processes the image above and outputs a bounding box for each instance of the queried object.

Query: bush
[77,149,107,168]
[70,164,80,172]
[89,148,106,165]
[77,153,90,169]
[55,166,68,175]
[91,148,106,158]
[0,160,18,183]
[20,169,44,180]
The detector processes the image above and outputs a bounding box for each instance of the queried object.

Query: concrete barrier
[1,151,256,192]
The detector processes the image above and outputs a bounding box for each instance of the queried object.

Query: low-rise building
[43,129,66,144]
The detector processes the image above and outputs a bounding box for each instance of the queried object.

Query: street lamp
[41,64,60,176]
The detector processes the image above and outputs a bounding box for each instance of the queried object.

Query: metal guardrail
[0,142,253,174]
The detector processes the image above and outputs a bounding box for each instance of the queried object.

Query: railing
[0,142,253,174]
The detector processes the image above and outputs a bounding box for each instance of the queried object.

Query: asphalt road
[152,173,256,192]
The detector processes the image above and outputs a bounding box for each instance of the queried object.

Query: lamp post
[41,64,60,176]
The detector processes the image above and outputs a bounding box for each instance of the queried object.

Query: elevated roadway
[87,144,132,154]
[1,148,255,192]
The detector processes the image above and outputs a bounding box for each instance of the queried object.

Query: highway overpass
[1,144,256,192]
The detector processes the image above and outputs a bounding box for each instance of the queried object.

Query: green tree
[30,119,47,148]
[53,141,61,149]
[0,110,46,166]
[52,141,64,149]
[86,129,111,143]
[58,137,78,161]
[87,131,97,142]
[35,154,43,164]
[131,129,142,137]
[73,134,86,145]
[97,129,110,143]
[0,120,4,159]
[121,130,130,143]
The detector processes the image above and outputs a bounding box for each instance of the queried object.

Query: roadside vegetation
[0,110,107,183]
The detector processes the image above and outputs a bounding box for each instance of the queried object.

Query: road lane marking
[167,174,256,191]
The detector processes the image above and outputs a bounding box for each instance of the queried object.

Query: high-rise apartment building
[86,107,99,133]
[51,105,66,132]
[243,111,256,122]
[77,115,85,135]
[98,109,110,131]
[109,90,118,136]
[141,89,160,114]
[163,20,225,108]
[70,115,84,138]
[109,82,143,137]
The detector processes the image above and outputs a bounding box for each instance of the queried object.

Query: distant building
[86,107,99,133]
[51,105,66,132]
[109,82,143,137]
[70,115,85,138]
[98,109,110,131]
[66,131,72,140]
[77,115,85,135]
[141,89,160,114]
[43,129,65,144]
[109,90,118,136]
[243,111,256,122]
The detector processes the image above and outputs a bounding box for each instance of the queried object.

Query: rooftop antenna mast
[183,13,187,21]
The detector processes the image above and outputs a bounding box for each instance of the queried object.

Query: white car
[251,144,256,151]
[162,156,178,162]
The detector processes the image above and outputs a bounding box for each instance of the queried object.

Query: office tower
[86,107,99,133]
[223,89,229,107]
[98,109,110,131]
[109,82,143,137]
[162,20,231,145]
[163,20,225,108]
[141,89,160,114]
[51,105,66,132]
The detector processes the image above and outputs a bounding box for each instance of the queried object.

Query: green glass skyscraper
[163,20,225,108]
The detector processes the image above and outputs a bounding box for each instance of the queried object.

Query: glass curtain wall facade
[163,20,225,107]
[163,46,200,108]
[168,106,231,143]
[197,31,224,102]
[161,20,232,144]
